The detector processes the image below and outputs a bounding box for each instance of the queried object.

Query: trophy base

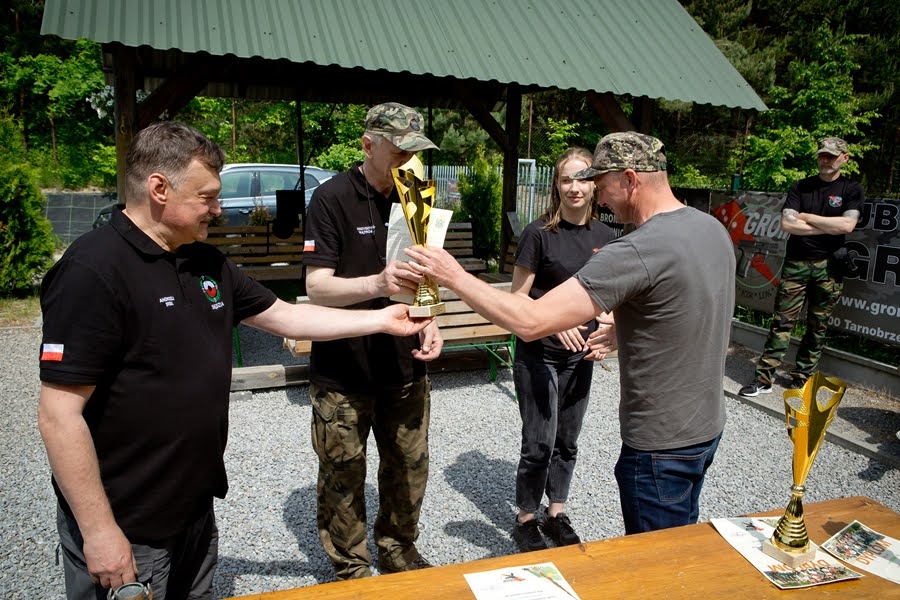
[409,302,446,318]
[761,538,817,567]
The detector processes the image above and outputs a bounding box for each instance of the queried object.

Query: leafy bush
[668,163,720,189]
[90,144,118,189]
[458,148,501,261]
[248,203,272,226]
[0,162,57,295]
[314,143,365,172]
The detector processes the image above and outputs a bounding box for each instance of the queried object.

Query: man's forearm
[38,411,118,535]
[799,213,857,235]
[781,210,826,236]
[445,270,547,339]
[305,273,379,307]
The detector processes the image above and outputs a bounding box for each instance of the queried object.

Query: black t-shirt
[516,217,616,354]
[39,207,276,541]
[783,175,864,260]
[303,163,424,392]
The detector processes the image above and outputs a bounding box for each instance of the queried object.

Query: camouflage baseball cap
[571,132,667,179]
[817,137,848,156]
[365,102,438,152]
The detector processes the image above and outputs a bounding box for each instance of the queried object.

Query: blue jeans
[513,343,594,513]
[613,433,722,534]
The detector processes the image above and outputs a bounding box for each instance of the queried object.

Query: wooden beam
[229,350,511,392]
[632,96,655,134]
[112,44,137,201]
[454,82,508,151]
[136,54,217,130]
[231,364,309,391]
[585,91,634,133]
[501,84,522,258]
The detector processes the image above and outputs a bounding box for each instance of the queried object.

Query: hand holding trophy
[391,156,447,318]
[762,371,847,567]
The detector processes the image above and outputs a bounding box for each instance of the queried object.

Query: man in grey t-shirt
[406,132,735,534]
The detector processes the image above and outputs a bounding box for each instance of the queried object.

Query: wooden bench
[209,221,482,282]
[283,282,515,381]
[444,221,487,274]
[206,224,303,281]
[477,211,521,284]
[222,220,487,368]
[477,233,519,284]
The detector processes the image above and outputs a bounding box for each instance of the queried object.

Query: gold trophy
[391,156,446,318]
[762,371,847,567]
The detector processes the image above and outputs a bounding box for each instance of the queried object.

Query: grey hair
[125,121,225,201]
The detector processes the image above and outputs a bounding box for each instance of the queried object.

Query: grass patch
[734,306,900,365]
[0,295,41,327]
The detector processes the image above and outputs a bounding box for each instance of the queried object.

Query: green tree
[740,26,878,190]
[536,118,578,167]
[432,109,497,165]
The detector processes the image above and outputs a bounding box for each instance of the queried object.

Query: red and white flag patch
[41,343,64,362]
[303,239,315,252]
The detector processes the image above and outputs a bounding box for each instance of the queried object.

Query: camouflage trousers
[755,259,843,385]
[310,377,431,580]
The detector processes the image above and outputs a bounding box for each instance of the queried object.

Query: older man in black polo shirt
[37,121,431,600]
[302,102,443,580]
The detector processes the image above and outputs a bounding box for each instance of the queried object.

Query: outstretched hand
[584,312,616,361]
[556,326,588,352]
[403,246,467,288]
[381,303,434,337]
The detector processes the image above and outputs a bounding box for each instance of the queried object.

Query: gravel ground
[2,324,898,599]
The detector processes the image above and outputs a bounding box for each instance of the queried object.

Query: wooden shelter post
[501,85,522,264]
[112,45,137,201]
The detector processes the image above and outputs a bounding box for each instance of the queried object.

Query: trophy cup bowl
[392,161,446,318]
[762,371,847,567]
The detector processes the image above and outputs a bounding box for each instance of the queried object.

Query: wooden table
[227,496,899,599]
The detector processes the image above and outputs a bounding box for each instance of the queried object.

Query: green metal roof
[41,0,767,111]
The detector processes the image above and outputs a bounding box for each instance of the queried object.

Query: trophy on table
[762,371,847,567]
[390,156,446,318]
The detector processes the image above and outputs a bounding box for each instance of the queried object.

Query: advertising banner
[711,191,899,346]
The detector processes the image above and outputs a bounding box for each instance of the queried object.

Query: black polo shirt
[783,175,864,260]
[303,163,425,393]
[39,207,276,541]
[516,217,616,355]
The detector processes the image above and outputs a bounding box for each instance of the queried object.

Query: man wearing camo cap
[302,102,442,579]
[406,131,735,535]
[740,137,864,398]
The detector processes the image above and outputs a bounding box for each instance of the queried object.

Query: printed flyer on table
[711,517,863,589]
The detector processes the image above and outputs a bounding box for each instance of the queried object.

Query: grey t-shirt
[576,207,735,451]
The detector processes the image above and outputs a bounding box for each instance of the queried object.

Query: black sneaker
[540,511,581,546]
[512,517,548,552]
[738,381,773,397]
[790,377,807,389]
[377,554,433,574]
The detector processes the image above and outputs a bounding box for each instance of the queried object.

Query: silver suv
[218,163,336,226]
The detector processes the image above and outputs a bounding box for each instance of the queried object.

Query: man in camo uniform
[302,102,442,579]
[740,137,864,397]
